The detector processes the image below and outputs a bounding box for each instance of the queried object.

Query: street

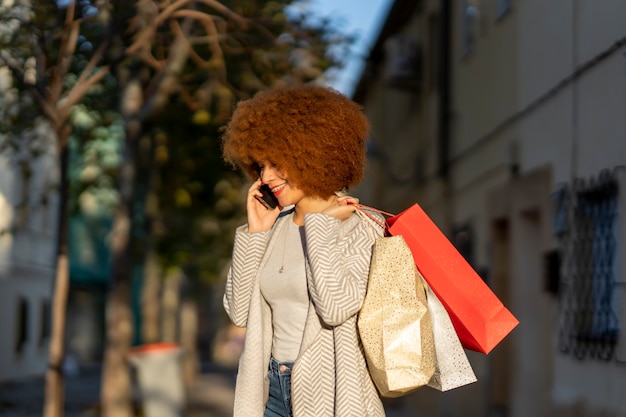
[0,363,422,417]
[0,363,236,417]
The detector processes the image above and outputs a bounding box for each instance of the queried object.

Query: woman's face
[258,162,305,207]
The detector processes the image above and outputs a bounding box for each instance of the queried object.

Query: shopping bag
[423,278,477,391]
[386,203,519,354]
[357,234,436,398]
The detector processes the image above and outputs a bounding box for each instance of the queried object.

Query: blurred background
[0,1,625,417]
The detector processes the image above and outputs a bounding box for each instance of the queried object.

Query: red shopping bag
[386,204,519,354]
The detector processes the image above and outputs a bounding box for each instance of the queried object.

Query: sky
[302,0,394,96]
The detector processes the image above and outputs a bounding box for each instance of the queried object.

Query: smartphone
[255,184,279,210]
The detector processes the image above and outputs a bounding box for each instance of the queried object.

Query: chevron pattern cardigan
[224,211,386,417]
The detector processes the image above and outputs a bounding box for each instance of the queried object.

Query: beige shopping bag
[358,235,436,398]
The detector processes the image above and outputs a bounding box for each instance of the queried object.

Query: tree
[135,0,355,373]
[0,2,115,416]
[1,1,354,416]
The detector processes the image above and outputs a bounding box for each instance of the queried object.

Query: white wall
[0,66,59,380]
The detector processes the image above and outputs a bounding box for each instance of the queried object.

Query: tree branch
[159,0,246,28]
[58,66,110,128]
[72,39,110,88]
[170,9,225,72]
[126,0,247,56]
[138,18,194,120]
[49,3,80,104]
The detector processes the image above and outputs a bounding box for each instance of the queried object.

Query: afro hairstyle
[221,83,370,198]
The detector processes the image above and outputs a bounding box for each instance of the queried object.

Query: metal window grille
[554,168,621,360]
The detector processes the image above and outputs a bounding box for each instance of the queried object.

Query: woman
[221,83,385,417]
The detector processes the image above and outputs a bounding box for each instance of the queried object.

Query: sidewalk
[0,363,236,417]
[0,363,420,417]
[187,363,236,417]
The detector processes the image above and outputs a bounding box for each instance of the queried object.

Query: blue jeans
[264,356,294,417]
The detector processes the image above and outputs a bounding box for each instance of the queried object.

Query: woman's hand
[321,195,359,221]
[247,179,281,232]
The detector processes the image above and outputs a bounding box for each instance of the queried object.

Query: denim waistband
[269,356,294,374]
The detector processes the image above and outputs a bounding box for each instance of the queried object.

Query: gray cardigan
[223,211,386,417]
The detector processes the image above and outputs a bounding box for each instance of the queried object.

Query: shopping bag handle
[353,203,395,230]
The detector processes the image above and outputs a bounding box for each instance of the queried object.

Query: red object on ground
[128,342,180,355]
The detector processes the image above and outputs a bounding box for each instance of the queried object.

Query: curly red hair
[221,83,370,198]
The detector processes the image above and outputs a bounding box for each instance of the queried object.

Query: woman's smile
[271,182,287,196]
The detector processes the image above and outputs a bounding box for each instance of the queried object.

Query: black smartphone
[255,184,279,210]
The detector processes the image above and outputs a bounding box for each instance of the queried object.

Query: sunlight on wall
[0,191,14,277]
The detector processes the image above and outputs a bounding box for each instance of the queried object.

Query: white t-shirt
[260,218,309,362]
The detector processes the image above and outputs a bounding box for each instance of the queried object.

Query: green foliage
[121,0,358,288]
[1,0,358,291]
[147,97,248,285]
[68,107,124,218]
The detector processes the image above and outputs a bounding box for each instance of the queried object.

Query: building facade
[354,0,626,416]
[0,84,59,381]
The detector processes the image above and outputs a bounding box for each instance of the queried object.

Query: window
[383,33,422,90]
[428,14,440,91]
[462,0,481,55]
[15,297,29,354]
[496,0,512,20]
[39,298,50,347]
[555,169,621,360]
